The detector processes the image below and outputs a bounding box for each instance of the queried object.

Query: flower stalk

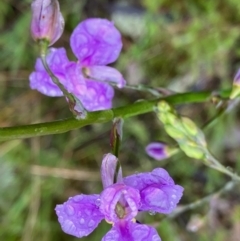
[39,40,87,119]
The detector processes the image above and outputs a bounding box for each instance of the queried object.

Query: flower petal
[140,184,184,214]
[123,168,184,214]
[64,62,87,96]
[70,18,122,66]
[29,71,63,96]
[100,184,140,223]
[101,153,123,189]
[87,66,126,88]
[55,194,104,238]
[76,79,114,111]
[102,221,161,241]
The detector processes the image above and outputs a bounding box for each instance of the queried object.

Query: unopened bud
[110,118,124,157]
[230,69,240,99]
[146,142,177,161]
[31,0,64,46]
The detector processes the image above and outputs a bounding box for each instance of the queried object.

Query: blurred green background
[0,0,240,240]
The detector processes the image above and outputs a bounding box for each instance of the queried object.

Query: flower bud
[110,118,124,157]
[146,142,177,161]
[31,0,64,46]
[230,69,240,99]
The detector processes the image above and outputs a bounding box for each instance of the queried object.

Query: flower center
[115,202,126,219]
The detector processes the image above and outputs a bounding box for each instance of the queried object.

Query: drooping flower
[31,0,64,46]
[55,154,183,240]
[30,18,125,111]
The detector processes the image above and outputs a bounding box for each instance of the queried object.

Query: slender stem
[0,89,231,141]
[86,72,166,97]
[165,180,237,220]
[205,152,240,182]
[39,41,86,118]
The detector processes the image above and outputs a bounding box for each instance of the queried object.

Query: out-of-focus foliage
[1,0,240,241]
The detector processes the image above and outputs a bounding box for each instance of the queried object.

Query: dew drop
[149,211,156,216]
[65,205,75,216]
[85,209,91,215]
[88,220,95,227]
[73,195,83,202]
[79,218,85,224]
[95,198,101,206]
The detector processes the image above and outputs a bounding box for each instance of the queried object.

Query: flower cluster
[55,154,183,240]
[30,18,126,111]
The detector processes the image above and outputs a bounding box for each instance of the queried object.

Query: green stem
[0,89,231,141]
[205,152,240,182]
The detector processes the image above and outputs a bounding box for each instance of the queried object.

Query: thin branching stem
[165,180,237,220]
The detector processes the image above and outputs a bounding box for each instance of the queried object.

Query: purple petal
[87,66,126,88]
[55,194,104,238]
[140,184,184,214]
[233,69,240,85]
[123,168,184,214]
[145,142,168,161]
[75,79,114,111]
[100,184,140,223]
[102,221,161,241]
[70,18,122,66]
[101,153,123,189]
[29,71,63,96]
[64,62,87,95]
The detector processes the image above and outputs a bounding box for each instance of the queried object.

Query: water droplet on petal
[88,220,95,227]
[149,211,156,216]
[95,198,101,206]
[73,195,83,202]
[152,234,161,241]
[171,194,177,199]
[85,209,91,216]
[79,218,85,224]
[65,205,75,216]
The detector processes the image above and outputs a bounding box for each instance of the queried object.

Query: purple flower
[233,69,240,85]
[55,154,183,240]
[29,18,126,111]
[146,142,169,161]
[31,0,64,46]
